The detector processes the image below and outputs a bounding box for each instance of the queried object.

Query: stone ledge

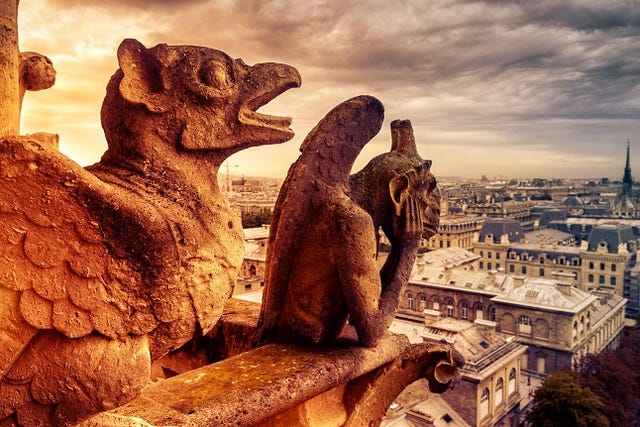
[91,298,462,426]
[110,332,412,426]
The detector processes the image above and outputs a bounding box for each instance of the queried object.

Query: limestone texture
[258,96,440,347]
[0,37,300,426]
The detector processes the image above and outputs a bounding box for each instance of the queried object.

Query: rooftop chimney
[513,275,525,289]
[423,309,441,327]
[556,281,572,296]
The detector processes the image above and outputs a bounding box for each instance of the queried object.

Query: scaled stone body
[259,96,440,346]
[0,38,300,426]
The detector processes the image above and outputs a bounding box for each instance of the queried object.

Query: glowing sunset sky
[16,0,640,180]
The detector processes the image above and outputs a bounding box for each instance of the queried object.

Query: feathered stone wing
[0,137,160,395]
[258,95,385,336]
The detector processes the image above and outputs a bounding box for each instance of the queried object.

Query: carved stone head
[101,39,301,159]
[350,119,440,240]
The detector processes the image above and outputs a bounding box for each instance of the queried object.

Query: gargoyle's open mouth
[239,63,301,141]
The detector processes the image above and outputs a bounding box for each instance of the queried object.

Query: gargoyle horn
[390,119,418,155]
[118,38,170,114]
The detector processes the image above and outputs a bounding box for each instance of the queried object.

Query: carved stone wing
[0,136,158,382]
[258,95,384,336]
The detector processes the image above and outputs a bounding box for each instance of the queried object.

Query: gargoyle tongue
[239,62,301,146]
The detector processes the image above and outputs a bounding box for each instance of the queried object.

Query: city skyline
[16,0,640,180]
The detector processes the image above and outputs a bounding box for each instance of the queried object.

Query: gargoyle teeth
[241,108,293,131]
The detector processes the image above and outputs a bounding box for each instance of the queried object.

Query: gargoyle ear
[117,39,168,113]
[389,171,415,216]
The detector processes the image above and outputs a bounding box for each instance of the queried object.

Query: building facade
[399,265,627,377]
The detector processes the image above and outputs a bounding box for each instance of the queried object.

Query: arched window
[480,388,490,418]
[461,302,469,319]
[495,378,504,407]
[535,318,550,340]
[502,313,516,334]
[508,368,516,395]
[419,294,427,310]
[432,296,440,311]
[407,292,414,310]
[518,315,532,335]
[445,298,454,317]
[474,302,484,320]
[249,264,257,276]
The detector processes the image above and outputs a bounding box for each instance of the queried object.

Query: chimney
[513,275,525,289]
[474,318,497,342]
[556,281,572,296]
[423,309,441,326]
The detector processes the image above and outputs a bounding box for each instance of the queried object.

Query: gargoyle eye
[200,63,229,88]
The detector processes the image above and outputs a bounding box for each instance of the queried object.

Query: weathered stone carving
[0,36,300,426]
[258,95,440,346]
[0,1,56,137]
[19,51,56,112]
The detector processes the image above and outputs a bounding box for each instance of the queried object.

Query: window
[487,262,492,270]
[539,268,544,277]
[495,378,504,407]
[589,261,594,269]
[488,252,492,259]
[446,299,454,317]
[537,356,546,374]
[600,263,605,271]
[588,274,594,282]
[612,264,617,272]
[521,266,527,274]
[461,303,469,319]
[480,388,490,419]
[508,368,517,395]
[432,296,440,311]
[419,294,427,310]
[509,265,515,273]
[599,275,605,284]
[480,261,484,269]
[490,307,496,321]
[496,252,500,259]
[496,263,500,270]
[518,315,532,335]
[475,303,484,320]
[480,250,484,257]
[611,277,617,286]
[249,264,257,276]
[244,283,252,291]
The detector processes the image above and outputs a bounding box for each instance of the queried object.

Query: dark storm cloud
[21,0,640,178]
[510,1,640,32]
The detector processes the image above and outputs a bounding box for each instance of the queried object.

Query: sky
[15,0,640,181]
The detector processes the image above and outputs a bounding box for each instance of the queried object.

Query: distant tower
[622,140,633,197]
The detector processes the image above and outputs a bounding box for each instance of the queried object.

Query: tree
[526,370,609,427]
[574,351,640,427]
[241,208,273,228]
